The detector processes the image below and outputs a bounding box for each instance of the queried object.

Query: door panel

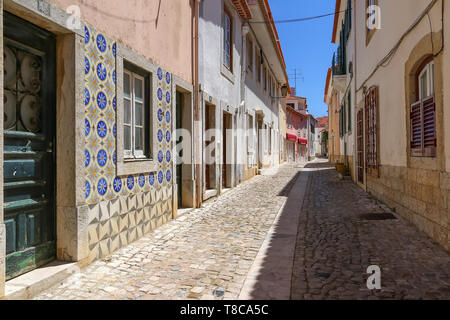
[357,109,364,184]
[176,91,182,208]
[3,12,56,280]
[222,114,227,188]
[205,105,211,190]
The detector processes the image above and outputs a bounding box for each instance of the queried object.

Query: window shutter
[423,97,436,156]
[357,109,364,183]
[410,100,422,156]
[411,97,436,157]
[347,93,352,132]
[374,88,379,173]
[365,86,379,175]
[348,0,352,30]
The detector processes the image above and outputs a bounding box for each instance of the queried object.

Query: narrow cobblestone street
[33,161,450,300]
[291,162,450,300]
[33,163,303,300]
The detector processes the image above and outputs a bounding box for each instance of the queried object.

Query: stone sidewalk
[33,163,303,300]
[291,162,450,300]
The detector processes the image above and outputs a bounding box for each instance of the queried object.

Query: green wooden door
[3,12,56,280]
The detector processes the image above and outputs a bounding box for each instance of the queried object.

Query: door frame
[1,1,88,295]
[172,76,194,216]
[201,91,220,200]
[3,11,57,280]
[221,107,234,190]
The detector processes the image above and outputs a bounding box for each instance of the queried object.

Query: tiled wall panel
[83,25,174,260]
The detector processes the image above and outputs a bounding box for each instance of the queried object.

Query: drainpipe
[193,0,201,208]
[241,24,249,180]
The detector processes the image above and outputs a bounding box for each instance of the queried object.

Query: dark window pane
[135,127,143,151]
[124,125,131,151]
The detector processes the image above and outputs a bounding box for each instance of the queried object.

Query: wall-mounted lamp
[281,84,289,97]
[271,84,289,99]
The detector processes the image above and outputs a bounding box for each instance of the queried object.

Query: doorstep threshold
[203,189,218,201]
[3,260,80,300]
[177,207,195,217]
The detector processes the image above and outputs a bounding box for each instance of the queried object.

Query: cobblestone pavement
[291,162,450,300]
[34,164,302,300]
[32,160,450,300]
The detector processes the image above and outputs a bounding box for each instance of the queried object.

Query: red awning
[298,138,308,145]
[286,133,297,142]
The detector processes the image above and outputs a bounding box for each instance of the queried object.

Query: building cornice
[331,0,342,44]
[232,0,252,19]
[256,0,290,87]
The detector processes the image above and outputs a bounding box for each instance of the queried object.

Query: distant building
[315,117,329,157]
[307,114,316,160]
[324,68,342,164]
[285,97,309,163]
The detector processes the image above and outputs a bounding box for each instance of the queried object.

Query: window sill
[221,64,235,84]
[117,159,158,176]
[409,153,437,159]
[408,155,438,170]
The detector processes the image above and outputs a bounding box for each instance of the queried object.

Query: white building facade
[199,0,290,196]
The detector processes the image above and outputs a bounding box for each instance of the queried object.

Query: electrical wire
[427,12,435,55]
[434,0,445,57]
[248,9,349,24]
[358,0,439,92]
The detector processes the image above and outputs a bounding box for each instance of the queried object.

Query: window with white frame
[256,49,261,83]
[223,8,233,71]
[246,34,253,73]
[271,76,275,97]
[418,60,434,100]
[263,65,267,91]
[410,59,436,158]
[123,68,148,159]
[268,75,272,96]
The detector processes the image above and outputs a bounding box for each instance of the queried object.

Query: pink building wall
[48,0,194,83]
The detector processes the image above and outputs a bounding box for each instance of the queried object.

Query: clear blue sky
[269,0,337,119]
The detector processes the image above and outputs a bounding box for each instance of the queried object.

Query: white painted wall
[315,128,322,156]
[199,0,284,185]
[335,0,355,171]
[199,0,242,109]
[441,1,450,172]
[199,0,243,187]
[243,26,281,169]
[354,0,445,168]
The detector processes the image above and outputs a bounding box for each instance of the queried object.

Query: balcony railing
[331,0,352,76]
[332,49,346,76]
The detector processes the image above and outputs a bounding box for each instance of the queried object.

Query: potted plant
[335,162,348,175]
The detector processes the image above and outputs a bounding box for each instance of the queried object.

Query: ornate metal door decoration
[4,46,43,133]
